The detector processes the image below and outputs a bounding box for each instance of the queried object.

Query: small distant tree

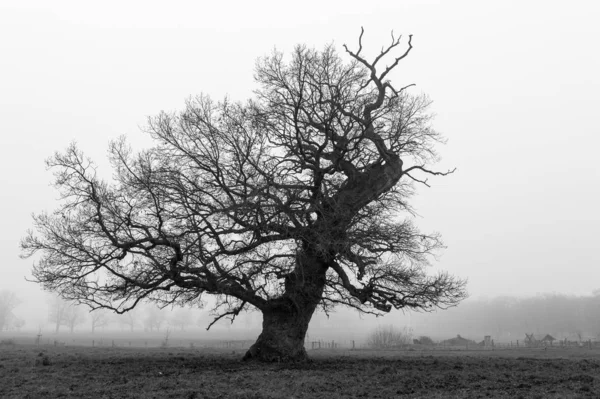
[48,295,70,333]
[14,318,26,331]
[5,315,26,331]
[367,325,413,348]
[169,308,193,331]
[160,328,171,348]
[418,335,435,345]
[0,290,20,331]
[63,303,85,333]
[90,309,109,333]
[115,309,138,332]
[144,306,165,332]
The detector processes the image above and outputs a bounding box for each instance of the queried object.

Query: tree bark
[243,248,328,362]
[243,304,314,362]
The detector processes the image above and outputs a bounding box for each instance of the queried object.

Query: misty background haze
[1,0,599,343]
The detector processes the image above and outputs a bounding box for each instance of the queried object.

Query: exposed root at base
[242,343,310,363]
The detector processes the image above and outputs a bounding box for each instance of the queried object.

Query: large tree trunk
[243,303,315,362]
[243,248,328,362]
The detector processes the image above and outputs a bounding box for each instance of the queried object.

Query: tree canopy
[21,29,466,361]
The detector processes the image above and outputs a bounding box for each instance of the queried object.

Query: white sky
[1,0,599,320]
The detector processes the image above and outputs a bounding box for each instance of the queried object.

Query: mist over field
[4,292,600,349]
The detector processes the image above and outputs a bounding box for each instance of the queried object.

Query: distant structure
[441,334,477,347]
[524,333,556,347]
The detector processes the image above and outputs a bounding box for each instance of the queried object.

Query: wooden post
[352,340,355,350]
[92,340,95,347]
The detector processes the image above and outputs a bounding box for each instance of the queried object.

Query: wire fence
[2,333,600,353]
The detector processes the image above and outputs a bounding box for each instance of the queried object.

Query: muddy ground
[1,343,599,398]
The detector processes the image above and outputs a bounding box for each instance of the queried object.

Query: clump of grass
[34,352,51,366]
[0,338,16,346]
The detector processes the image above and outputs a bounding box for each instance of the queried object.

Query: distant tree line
[0,288,264,336]
[0,290,24,331]
[44,296,205,334]
[412,293,600,341]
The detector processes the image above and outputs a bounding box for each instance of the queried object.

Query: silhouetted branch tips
[355,26,365,56]
[206,301,245,331]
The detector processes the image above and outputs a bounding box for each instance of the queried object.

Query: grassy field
[2,342,600,398]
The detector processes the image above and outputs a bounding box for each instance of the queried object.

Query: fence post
[352,340,355,350]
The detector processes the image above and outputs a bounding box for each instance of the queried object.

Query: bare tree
[116,308,139,332]
[90,309,109,333]
[143,305,165,332]
[11,317,26,331]
[48,295,69,333]
[0,290,21,331]
[63,303,85,333]
[48,296,85,333]
[21,29,466,361]
[169,308,193,331]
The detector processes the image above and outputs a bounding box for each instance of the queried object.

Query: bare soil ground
[1,343,600,398]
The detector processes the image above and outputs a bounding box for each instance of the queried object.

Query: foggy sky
[2,0,599,326]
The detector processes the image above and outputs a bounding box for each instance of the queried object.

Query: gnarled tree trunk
[243,248,328,362]
[243,304,315,362]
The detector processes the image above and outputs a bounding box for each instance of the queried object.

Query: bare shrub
[367,325,413,349]
[34,352,51,366]
[418,336,435,345]
[160,328,171,348]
